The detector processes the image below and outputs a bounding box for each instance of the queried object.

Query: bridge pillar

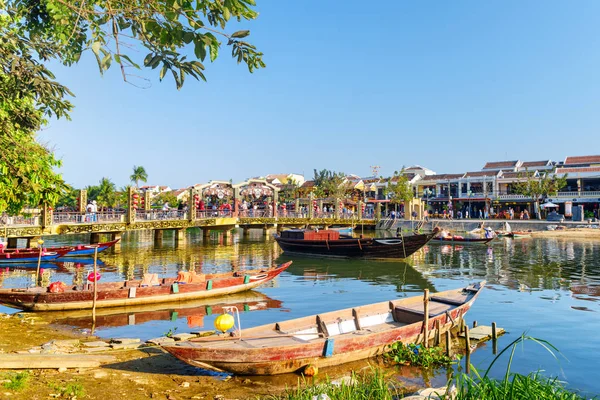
[110,232,122,250]
[242,228,250,237]
[7,238,18,248]
[90,232,101,244]
[308,193,314,219]
[202,228,211,239]
[174,229,186,245]
[222,229,231,240]
[154,229,164,244]
[263,228,275,238]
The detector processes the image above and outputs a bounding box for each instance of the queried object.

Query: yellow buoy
[303,364,318,376]
[214,313,235,333]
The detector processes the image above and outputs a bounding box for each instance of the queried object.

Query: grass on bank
[2,371,30,391]
[263,368,403,400]
[263,334,592,400]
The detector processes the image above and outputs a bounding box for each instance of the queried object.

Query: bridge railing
[1,214,39,226]
[196,210,233,219]
[236,210,272,218]
[53,211,125,224]
[136,209,186,221]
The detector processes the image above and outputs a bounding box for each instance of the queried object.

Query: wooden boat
[162,281,485,375]
[495,222,513,237]
[0,248,71,263]
[435,236,494,244]
[512,231,532,238]
[329,226,354,235]
[0,261,292,311]
[3,239,119,257]
[274,229,438,259]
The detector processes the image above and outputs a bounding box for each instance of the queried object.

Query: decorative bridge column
[188,188,195,222]
[308,193,314,219]
[126,187,136,224]
[78,189,87,213]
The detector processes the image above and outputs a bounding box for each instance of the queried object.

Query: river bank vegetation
[264,335,591,400]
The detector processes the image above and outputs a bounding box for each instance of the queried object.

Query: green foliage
[262,368,402,400]
[96,177,117,208]
[584,210,594,219]
[48,380,86,398]
[8,0,265,89]
[55,186,78,208]
[2,371,30,391]
[164,326,178,337]
[513,170,568,219]
[312,169,348,200]
[130,165,148,188]
[153,191,179,208]
[453,333,590,399]
[384,342,451,368]
[1,0,264,215]
[384,169,414,206]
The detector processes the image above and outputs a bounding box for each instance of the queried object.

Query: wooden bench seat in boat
[393,300,455,324]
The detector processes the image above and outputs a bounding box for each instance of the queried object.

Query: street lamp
[468,190,472,219]
[423,188,432,207]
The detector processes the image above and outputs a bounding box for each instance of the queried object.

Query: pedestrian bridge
[2,210,376,248]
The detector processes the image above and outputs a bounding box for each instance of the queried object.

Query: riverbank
[0,312,279,399]
[0,312,428,400]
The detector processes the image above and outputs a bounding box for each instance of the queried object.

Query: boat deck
[181,288,475,351]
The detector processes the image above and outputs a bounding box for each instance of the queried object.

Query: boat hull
[274,231,436,259]
[0,249,71,263]
[0,262,291,311]
[163,282,484,375]
[435,237,494,244]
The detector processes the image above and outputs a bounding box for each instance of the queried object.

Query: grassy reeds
[263,334,592,400]
[2,371,30,391]
[262,367,402,400]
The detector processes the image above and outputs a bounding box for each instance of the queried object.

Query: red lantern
[194,194,200,209]
[87,272,101,282]
[361,203,366,212]
[132,193,139,210]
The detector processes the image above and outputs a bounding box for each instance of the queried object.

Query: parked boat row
[0,240,119,263]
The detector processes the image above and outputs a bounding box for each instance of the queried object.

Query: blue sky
[40,0,600,189]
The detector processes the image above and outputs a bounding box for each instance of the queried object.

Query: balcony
[555,191,600,198]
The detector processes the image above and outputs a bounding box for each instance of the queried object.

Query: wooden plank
[458,325,505,341]
[0,354,116,369]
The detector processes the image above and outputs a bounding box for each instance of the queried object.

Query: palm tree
[96,177,117,210]
[130,165,148,188]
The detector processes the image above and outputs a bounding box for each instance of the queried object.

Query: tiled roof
[556,167,600,174]
[464,171,498,177]
[421,174,464,181]
[521,160,551,167]
[564,155,600,165]
[500,171,536,179]
[301,180,315,188]
[483,161,519,169]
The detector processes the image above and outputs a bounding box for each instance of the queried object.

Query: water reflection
[0,231,599,394]
[48,291,283,334]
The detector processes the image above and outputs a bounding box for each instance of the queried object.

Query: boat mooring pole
[423,289,429,348]
[465,325,471,374]
[92,245,99,334]
[35,240,44,286]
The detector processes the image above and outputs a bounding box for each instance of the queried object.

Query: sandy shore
[530,228,600,239]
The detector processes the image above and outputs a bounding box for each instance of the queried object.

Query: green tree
[130,165,148,188]
[313,169,348,200]
[153,192,178,208]
[384,169,414,212]
[513,171,568,219]
[116,185,131,209]
[55,187,78,209]
[1,0,264,214]
[96,177,117,209]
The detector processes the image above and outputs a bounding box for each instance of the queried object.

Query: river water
[0,229,598,395]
